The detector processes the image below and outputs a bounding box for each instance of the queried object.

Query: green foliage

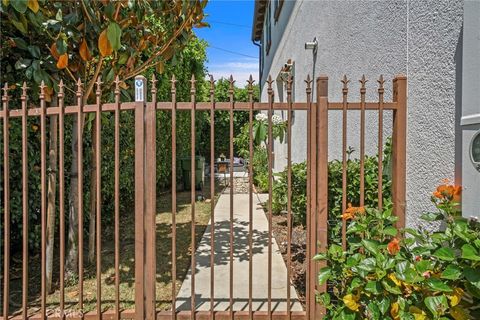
[315,185,480,320]
[202,78,260,159]
[234,113,287,193]
[1,0,207,100]
[0,37,209,253]
[270,140,392,227]
[271,162,307,225]
[252,146,269,192]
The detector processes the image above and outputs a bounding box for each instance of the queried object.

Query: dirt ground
[271,213,307,307]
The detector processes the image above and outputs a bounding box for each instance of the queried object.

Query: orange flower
[342,204,365,220]
[452,185,462,203]
[387,238,400,255]
[433,182,462,203]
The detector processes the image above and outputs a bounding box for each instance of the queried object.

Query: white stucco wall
[259,0,465,229]
[460,0,480,219]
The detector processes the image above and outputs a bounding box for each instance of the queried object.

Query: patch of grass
[7,183,222,316]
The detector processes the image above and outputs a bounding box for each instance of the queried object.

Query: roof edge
[252,0,267,41]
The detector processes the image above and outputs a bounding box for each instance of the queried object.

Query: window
[265,3,271,55]
[274,0,284,22]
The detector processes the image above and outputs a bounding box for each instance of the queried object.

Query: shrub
[315,182,480,320]
[271,141,392,227]
[235,114,287,193]
[271,162,308,224]
[252,146,269,193]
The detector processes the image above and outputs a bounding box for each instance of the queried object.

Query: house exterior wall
[460,0,480,219]
[258,0,467,228]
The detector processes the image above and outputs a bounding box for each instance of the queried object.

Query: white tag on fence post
[135,76,147,102]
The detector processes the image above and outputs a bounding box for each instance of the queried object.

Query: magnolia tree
[1,0,207,290]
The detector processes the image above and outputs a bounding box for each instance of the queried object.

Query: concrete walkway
[175,193,303,312]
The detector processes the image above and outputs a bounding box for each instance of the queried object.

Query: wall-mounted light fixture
[305,37,318,55]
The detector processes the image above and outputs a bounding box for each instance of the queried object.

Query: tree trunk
[46,104,58,293]
[88,121,97,264]
[66,115,80,274]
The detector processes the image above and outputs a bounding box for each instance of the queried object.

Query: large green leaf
[377,296,390,315]
[357,257,376,273]
[10,16,28,34]
[396,261,422,283]
[464,267,480,289]
[365,281,382,295]
[328,244,344,261]
[415,260,433,274]
[426,278,452,292]
[361,239,379,255]
[461,244,480,261]
[382,226,398,237]
[382,279,402,294]
[107,22,122,51]
[424,295,448,317]
[433,247,455,261]
[440,264,462,280]
[366,302,380,319]
[335,308,356,320]
[56,38,67,54]
[14,58,31,70]
[420,211,444,222]
[318,267,331,285]
[27,45,40,59]
[12,37,28,50]
[10,0,27,13]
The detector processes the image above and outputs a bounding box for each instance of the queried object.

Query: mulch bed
[271,213,307,307]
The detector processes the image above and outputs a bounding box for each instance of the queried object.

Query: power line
[208,45,258,59]
[206,19,251,29]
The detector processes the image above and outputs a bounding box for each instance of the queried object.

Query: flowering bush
[315,182,480,320]
[253,112,287,145]
[270,144,392,226]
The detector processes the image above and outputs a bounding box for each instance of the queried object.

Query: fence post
[316,76,329,318]
[392,75,407,229]
[134,75,146,320]
[306,76,317,320]
[145,76,157,319]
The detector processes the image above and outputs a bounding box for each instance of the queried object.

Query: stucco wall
[460,0,480,219]
[259,0,464,228]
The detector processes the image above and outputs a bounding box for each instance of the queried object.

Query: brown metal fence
[0,74,406,320]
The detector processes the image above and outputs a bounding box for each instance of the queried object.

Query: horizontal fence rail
[0,73,406,320]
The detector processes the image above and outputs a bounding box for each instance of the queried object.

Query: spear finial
[190,74,196,94]
[246,74,255,93]
[95,76,103,97]
[377,75,385,92]
[2,83,9,103]
[21,82,28,99]
[305,75,312,90]
[114,75,120,95]
[228,75,235,95]
[359,75,368,92]
[209,74,216,94]
[151,74,157,95]
[170,74,177,93]
[58,79,64,98]
[341,74,350,91]
[266,75,274,93]
[76,78,83,97]
[39,80,46,100]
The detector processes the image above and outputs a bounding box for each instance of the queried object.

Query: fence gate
[1,73,406,320]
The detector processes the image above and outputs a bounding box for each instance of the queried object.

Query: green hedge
[271,139,392,232]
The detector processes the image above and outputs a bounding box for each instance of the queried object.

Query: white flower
[255,113,268,122]
[272,114,283,125]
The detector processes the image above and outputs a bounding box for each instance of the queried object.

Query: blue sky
[195,0,259,86]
